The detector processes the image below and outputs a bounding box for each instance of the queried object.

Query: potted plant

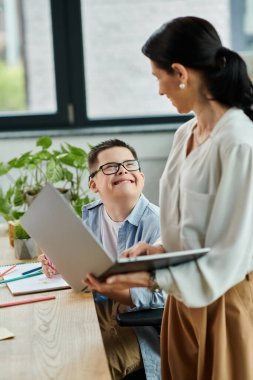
[0,136,93,243]
[13,223,37,259]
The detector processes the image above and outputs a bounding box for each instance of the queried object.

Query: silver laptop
[20,183,210,292]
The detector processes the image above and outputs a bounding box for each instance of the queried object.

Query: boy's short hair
[88,139,138,171]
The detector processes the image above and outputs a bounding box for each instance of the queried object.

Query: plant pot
[14,238,37,260]
[8,221,16,247]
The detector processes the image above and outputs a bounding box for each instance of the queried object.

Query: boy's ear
[140,171,145,182]
[89,179,99,193]
[139,171,145,191]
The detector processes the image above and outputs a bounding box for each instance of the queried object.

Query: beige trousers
[161,273,253,380]
[95,298,143,380]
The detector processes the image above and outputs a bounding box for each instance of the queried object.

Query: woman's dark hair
[142,16,253,120]
[88,139,138,171]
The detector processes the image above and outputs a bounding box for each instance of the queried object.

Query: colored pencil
[22,265,42,275]
[0,264,16,277]
[0,295,56,308]
[0,270,43,284]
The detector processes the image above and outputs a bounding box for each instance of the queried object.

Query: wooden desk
[0,231,111,380]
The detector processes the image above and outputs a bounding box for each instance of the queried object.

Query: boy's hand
[38,253,58,278]
[121,242,166,258]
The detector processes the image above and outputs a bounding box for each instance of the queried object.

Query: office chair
[116,308,164,380]
[116,308,163,331]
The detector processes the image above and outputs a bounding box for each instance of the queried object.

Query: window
[0,0,56,114]
[0,0,252,132]
[81,0,232,121]
[0,0,69,130]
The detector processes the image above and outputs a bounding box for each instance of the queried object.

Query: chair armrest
[116,308,164,327]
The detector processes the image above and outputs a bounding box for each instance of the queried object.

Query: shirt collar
[83,194,149,227]
[83,198,103,211]
[124,194,149,227]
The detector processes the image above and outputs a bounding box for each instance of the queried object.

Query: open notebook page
[0,262,70,295]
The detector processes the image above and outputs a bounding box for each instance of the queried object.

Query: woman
[85,16,253,380]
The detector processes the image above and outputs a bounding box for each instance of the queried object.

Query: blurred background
[0,0,252,207]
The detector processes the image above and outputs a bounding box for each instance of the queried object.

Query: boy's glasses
[89,160,140,180]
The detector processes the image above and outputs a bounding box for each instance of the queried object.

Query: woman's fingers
[83,273,114,293]
[106,272,150,289]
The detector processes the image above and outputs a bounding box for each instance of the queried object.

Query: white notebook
[0,263,70,295]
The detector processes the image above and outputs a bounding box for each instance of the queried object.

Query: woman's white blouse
[156,108,253,307]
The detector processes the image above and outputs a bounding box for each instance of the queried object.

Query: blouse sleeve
[156,143,253,307]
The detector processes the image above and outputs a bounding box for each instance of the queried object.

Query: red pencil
[0,295,56,308]
[0,264,16,278]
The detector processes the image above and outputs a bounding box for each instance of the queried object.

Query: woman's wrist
[149,271,161,292]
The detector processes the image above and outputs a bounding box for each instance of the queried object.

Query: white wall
[0,132,175,206]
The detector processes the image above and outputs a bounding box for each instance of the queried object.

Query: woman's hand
[38,253,58,278]
[105,271,151,290]
[122,242,166,258]
[83,273,116,294]
[83,274,135,306]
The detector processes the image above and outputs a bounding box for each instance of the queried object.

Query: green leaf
[59,144,68,154]
[0,136,92,222]
[12,211,25,220]
[8,151,31,168]
[57,153,74,165]
[0,191,11,215]
[14,176,27,189]
[59,152,86,168]
[72,195,93,217]
[0,162,9,176]
[62,167,73,182]
[65,143,87,157]
[33,150,52,161]
[46,159,64,182]
[14,224,30,239]
[52,149,62,158]
[13,190,25,207]
[36,136,52,149]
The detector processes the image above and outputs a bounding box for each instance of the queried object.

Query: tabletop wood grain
[0,231,111,380]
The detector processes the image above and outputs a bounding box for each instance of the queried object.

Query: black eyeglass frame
[88,160,141,181]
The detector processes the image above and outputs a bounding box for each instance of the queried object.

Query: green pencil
[0,270,43,284]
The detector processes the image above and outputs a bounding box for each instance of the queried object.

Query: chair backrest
[116,308,164,327]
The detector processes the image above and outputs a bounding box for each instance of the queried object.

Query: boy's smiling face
[89,147,144,204]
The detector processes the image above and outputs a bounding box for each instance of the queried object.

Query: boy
[40,139,164,380]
